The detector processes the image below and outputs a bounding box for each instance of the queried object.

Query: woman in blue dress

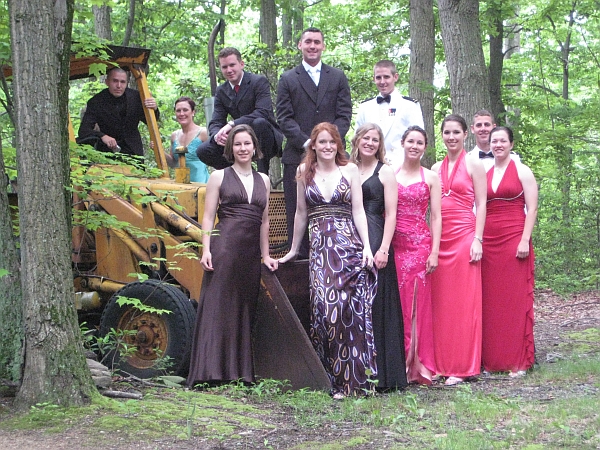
[166,96,210,183]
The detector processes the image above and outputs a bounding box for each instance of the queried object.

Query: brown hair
[374,59,397,75]
[217,47,242,62]
[174,96,196,111]
[300,122,347,184]
[223,124,263,163]
[350,123,386,164]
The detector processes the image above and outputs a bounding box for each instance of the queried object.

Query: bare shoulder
[259,172,271,188]
[431,161,442,173]
[515,161,536,181]
[423,167,439,183]
[378,163,397,183]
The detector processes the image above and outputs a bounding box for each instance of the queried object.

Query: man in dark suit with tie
[276,27,352,256]
[197,47,283,174]
[78,67,159,156]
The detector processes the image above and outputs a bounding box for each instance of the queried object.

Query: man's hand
[144,97,158,110]
[100,134,118,150]
[214,123,233,146]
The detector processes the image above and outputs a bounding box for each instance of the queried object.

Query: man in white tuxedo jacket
[356,60,424,169]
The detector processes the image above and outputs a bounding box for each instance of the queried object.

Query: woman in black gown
[351,123,407,390]
[187,125,278,387]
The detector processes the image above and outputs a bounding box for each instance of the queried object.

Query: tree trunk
[409,0,436,168]
[122,0,135,47]
[260,0,277,50]
[282,0,304,48]
[8,0,96,409]
[438,0,490,149]
[0,131,23,383]
[488,9,506,126]
[93,4,112,41]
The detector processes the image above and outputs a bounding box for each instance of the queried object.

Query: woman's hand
[516,239,530,259]
[278,250,298,264]
[201,251,213,271]
[263,256,279,271]
[470,239,483,263]
[374,250,388,270]
[426,252,438,274]
[362,248,374,270]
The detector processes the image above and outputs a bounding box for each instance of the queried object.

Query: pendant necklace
[234,168,252,177]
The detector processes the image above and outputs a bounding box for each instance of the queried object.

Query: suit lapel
[316,64,330,108]
[234,72,250,106]
[296,66,318,104]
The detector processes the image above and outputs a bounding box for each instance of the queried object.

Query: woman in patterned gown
[351,123,407,391]
[482,126,537,377]
[431,114,487,386]
[280,122,377,399]
[392,125,441,385]
[165,96,210,183]
[187,125,278,387]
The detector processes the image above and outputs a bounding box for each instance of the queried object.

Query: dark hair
[300,122,347,184]
[441,114,468,133]
[217,47,242,62]
[223,124,263,163]
[401,125,428,146]
[300,27,324,42]
[473,109,494,123]
[350,123,386,163]
[174,96,196,111]
[489,126,514,143]
[374,60,397,76]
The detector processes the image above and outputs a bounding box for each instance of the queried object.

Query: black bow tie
[479,150,493,159]
[376,94,391,104]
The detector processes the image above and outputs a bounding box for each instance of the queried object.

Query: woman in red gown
[431,114,487,386]
[482,126,537,377]
[392,126,441,385]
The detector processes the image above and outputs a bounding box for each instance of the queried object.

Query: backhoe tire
[99,280,196,379]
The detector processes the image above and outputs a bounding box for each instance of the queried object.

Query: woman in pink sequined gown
[482,126,537,377]
[392,126,441,385]
[431,115,487,386]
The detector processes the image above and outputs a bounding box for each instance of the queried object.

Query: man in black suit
[276,27,352,256]
[78,67,158,156]
[197,47,283,174]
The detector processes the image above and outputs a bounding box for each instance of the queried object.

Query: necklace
[359,162,377,176]
[234,169,252,177]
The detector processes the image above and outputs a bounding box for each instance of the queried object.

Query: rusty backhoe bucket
[253,261,330,390]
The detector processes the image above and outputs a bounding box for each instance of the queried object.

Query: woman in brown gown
[187,125,278,386]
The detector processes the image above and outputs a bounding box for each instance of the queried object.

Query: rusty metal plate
[253,262,330,391]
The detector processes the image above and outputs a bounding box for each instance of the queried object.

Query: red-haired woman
[280,122,377,399]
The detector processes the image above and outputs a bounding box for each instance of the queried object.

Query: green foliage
[0,268,8,278]
[114,295,171,316]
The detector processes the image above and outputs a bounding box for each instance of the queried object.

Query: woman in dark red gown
[482,126,538,377]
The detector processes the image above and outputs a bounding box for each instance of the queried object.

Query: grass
[0,329,598,448]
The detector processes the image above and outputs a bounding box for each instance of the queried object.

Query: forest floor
[0,289,598,449]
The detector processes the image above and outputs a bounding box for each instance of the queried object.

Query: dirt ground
[1,289,598,449]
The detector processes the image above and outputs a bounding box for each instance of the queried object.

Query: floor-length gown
[392,167,436,384]
[362,162,407,390]
[187,167,266,385]
[482,160,535,372]
[171,132,209,183]
[431,151,482,378]
[306,173,378,396]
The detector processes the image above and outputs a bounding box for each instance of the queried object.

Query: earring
[253,150,256,156]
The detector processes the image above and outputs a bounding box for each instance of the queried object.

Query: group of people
[77,27,538,398]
